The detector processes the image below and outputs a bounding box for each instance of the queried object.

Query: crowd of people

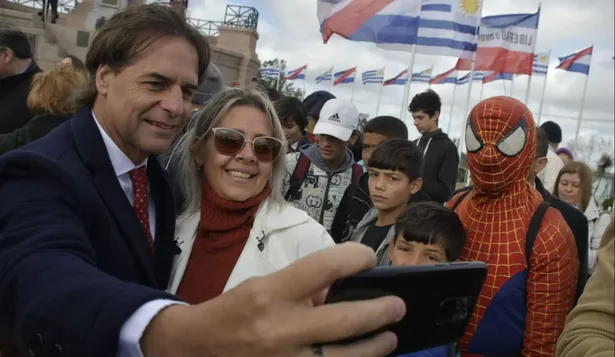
[0,3,613,357]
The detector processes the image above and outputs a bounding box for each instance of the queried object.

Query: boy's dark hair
[394,201,466,261]
[536,127,549,158]
[265,86,281,102]
[409,89,442,118]
[363,115,408,140]
[368,138,423,181]
[0,24,33,59]
[275,96,307,134]
[540,121,562,144]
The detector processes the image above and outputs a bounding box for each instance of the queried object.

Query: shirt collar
[92,111,147,177]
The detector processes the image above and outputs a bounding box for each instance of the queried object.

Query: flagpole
[275,70,281,92]
[399,46,417,120]
[458,11,483,185]
[446,83,458,135]
[510,76,515,98]
[375,67,385,116]
[523,3,541,106]
[427,64,434,90]
[350,66,357,103]
[479,80,485,101]
[575,48,593,141]
[458,61,476,158]
[536,49,551,126]
[502,76,507,95]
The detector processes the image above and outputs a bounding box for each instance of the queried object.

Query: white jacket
[167,198,334,294]
[585,198,612,273]
[538,147,565,193]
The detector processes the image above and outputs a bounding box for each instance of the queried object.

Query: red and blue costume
[448,97,579,357]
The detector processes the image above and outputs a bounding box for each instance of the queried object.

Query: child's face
[368,168,421,212]
[389,235,448,266]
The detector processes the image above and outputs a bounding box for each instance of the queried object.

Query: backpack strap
[525,201,551,267]
[451,186,473,211]
[285,153,311,201]
[351,163,363,184]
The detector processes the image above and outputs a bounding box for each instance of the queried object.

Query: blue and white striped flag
[316,67,333,84]
[260,67,281,80]
[457,71,487,85]
[533,52,549,76]
[362,68,385,84]
[411,67,433,83]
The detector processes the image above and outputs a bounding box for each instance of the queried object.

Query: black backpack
[451,187,550,274]
[451,186,585,304]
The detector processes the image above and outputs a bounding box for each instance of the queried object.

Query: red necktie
[129,167,154,252]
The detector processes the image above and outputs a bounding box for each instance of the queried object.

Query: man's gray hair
[167,87,288,216]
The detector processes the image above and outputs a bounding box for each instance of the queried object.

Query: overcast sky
[187,0,614,148]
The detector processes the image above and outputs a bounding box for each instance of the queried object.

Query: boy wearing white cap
[283,98,364,232]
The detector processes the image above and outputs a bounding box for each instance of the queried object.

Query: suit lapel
[71,108,157,286]
[148,159,181,289]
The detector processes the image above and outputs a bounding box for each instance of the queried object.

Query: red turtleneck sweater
[176,182,270,304]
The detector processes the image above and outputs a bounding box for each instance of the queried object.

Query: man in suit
[531,127,589,300]
[0,4,405,357]
[0,24,42,134]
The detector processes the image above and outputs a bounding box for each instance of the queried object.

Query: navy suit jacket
[0,108,180,357]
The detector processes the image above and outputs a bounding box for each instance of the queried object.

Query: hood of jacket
[299,144,355,174]
[418,129,450,143]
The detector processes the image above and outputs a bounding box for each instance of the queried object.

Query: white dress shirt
[538,147,564,194]
[91,113,179,357]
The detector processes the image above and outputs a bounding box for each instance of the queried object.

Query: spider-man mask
[465,96,536,194]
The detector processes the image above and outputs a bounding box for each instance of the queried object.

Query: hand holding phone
[325,261,487,356]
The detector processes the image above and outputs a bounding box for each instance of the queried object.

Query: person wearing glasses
[165,87,335,304]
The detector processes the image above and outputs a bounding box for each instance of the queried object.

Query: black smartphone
[325,261,487,356]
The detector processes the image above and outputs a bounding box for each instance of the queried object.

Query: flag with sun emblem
[532,52,549,76]
[379,0,483,58]
[318,0,483,59]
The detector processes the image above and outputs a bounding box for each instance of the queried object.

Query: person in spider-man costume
[448,97,579,357]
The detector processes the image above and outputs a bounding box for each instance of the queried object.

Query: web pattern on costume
[448,97,579,357]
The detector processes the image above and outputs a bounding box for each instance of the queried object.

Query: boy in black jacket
[330,115,430,243]
[410,89,459,204]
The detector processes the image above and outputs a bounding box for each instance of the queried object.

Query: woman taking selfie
[553,161,612,274]
[166,88,333,303]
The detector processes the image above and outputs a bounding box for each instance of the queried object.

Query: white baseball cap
[313,98,359,141]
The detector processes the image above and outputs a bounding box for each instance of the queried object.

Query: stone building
[0,0,260,86]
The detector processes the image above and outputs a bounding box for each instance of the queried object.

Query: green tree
[258,58,304,99]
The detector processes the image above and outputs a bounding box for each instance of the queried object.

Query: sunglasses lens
[253,137,282,162]
[214,129,245,156]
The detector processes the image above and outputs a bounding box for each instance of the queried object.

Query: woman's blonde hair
[27,67,86,116]
[167,87,288,216]
[553,161,593,212]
